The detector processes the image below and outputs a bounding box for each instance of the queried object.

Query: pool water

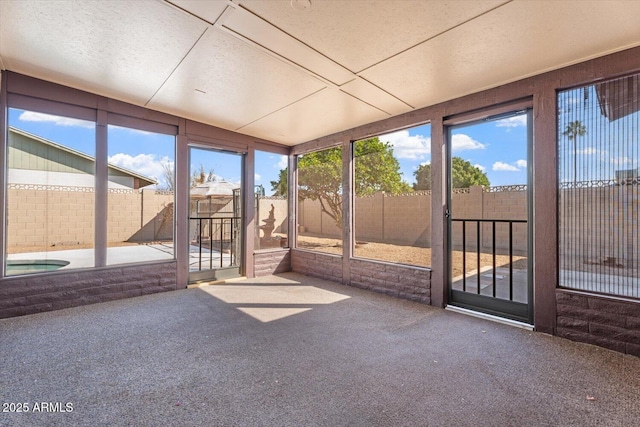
[6,260,70,275]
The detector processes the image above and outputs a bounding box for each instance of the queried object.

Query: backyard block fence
[6,185,174,251]
[6,184,638,269]
[296,184,638,267]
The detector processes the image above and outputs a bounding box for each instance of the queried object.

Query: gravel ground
[297,234,527,276]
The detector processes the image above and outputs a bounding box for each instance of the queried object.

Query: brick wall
[109,189,174,243]
[296,185,638,264]
[257,197,288,235]
[291,249,431,304]
[0,262,178,318]
[560,186,639,268]
[298,199,341,237]
[7,186,174,251]
[350,258,431,304]
[254,249,291,276]
[291,249,343,282]
[7,187,95,248]
[556,290,640,356]
[297,186,528,251]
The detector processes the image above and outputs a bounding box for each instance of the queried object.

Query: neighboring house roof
[190,179,240,199]
[8,127,157,189]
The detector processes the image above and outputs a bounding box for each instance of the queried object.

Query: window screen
[558,73,640,298]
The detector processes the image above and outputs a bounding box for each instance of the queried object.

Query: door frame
[444,102,534,324]
[187,142,246,284]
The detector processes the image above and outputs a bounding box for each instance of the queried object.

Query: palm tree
[563,120,587,182]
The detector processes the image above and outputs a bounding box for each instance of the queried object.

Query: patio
[1,272,638,426]
[6,244,231,274]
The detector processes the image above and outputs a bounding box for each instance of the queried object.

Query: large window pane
[106,125,175,265]
[558,73,640,298]
[296,146,343,255]
[255,150,288,250]
[353,126,431,266]
[5,108,96,275]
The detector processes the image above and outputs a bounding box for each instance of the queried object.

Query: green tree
[562,120,587,182]
[270,168,288,197]
[413,157,489,190]
[354,138,412,196]
[271,137,411,227]
[413,163,431,190]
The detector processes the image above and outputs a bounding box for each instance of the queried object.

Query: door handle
[445,208,451,219]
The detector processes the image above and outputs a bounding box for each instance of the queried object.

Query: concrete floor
[1,272,639,426]
[452,266,529,304]
[7,243,230,273]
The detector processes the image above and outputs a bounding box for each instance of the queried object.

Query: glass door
[188,146,243,283]
[447,108,533,324]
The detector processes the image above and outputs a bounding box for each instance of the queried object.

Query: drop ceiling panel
[340,77,412,116]
[238,89,388,145]
[168,0,228,24]
[361,0,640,109]
[237,0,508,73]
[148,27,327,131]
[221,6,354,85]
[0,0,207,106]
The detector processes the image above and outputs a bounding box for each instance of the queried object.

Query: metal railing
[452,218,527,300]
[190,216,240,271]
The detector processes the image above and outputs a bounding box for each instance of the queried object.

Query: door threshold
[188,276,247,288]
[445,305,533,330]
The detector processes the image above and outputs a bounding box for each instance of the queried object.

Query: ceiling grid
[1,0,639,145]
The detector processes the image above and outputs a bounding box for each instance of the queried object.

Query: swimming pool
[6,259,70,275]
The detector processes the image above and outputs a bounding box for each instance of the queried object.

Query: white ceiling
[1,0,640,146]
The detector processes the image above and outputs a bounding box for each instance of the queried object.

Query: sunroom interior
[1,0,640,356]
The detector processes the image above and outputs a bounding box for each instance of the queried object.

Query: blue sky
[9,107,529,193]
[379,113,529,188]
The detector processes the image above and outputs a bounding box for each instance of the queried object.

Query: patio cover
[596,75,640,121]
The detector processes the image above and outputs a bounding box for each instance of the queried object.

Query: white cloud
[276,155,288,169]
[108,153,173,186]
[19,111,94,128]
[492,161,519,172]
[611,156,631,166]
[577,147,608,156]
[255,173,262,182]
[380,130,430,160]
[578,147,596,155]
[451,134,486,152]
[515,159,527,168]
[496,115,527,128]
[474,163,486,172]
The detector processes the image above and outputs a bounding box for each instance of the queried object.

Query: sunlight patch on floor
[236,307,313,323]
[201,284,350,322]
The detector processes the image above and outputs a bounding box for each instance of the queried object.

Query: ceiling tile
[360,0,640,110]
[237,0,507,72]
[0,0,208,105]
[221,6,354,85]
[238,89,388,145]
[147,27,327,131]
[168,0,228,24]
[340,77,413,116]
